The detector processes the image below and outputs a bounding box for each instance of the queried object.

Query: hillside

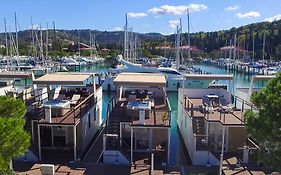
[0,19,281,59]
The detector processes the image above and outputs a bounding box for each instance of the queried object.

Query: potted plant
[162,112,169,124]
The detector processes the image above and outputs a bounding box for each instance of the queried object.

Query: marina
[0,1,280,174]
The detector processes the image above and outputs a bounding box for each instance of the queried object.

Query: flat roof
[33,73,91,85]
[185,74,233,80]
[0,72,33,79]
[252,75,276,81]
[113,73,166,87]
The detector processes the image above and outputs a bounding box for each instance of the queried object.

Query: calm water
[79,62,269,166]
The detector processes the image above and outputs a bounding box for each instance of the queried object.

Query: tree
[244,74,281,171]
[0,96,30,172]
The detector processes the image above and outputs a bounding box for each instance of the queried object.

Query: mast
[164,37,167,58]
[233,33,237,60]
[90,30,93,59]
[46,22,49,61]
[262,32,265,64]
[179,18,183,65]
[124,14,128,60]
[252,32,255,61]
[78,30,81,57]
[229,39,232,59]
[4,18,8,56]
[40,24,44,62]
[31,17,36,58]
[175,25,180,71]
[187,9,191,72]
[14,12,19,56]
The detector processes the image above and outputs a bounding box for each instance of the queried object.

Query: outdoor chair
[219,97,233,113]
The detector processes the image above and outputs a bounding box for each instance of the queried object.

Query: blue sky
[0,0,281,34]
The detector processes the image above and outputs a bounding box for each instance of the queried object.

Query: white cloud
[264,14,281,22]
[112,27,122,31]
[235,11,260,19]
[148,3,207,15]
[169,20,180,29]
[141,24,150,28]
[127,12,147,18]
[225,5,239,11]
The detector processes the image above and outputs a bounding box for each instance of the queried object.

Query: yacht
[102,55,214,92]
[60,57,80,66]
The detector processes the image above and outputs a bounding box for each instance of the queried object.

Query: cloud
[112,27,122,31]
[148,3,207,15]
[141,24,150,28]
[225,5,239,11]
[127,12,147,18]
[264,14,281,22]
[169,20,180,29]
[235,11,260,19]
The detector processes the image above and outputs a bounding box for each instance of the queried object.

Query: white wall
[178,89,219,166]
[79,88,103,151]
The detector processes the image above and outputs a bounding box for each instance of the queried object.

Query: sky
[0,0,281,34]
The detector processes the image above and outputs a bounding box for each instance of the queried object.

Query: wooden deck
[186,98,245,125]
[111,97,171,127]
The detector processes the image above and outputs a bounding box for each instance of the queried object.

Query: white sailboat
[102,14,213,92]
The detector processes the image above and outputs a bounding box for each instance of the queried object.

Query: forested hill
[0,19,280,59]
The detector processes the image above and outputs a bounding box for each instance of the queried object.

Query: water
[194,63,268,93]
[81,62,271,166]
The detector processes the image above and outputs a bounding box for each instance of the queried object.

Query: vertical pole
[252,32,255,61]
[103,135,106,152]
[167,128,171,165]
[31,120,34,142]
[14,12,18,56]
[4,18,8,56]
[37,124,41,161]
[219,126,225,175]
[46,22,49,61]
[262,33,265,64]
[131,127,133,164]
[51,126,54,147]
[151,153,154,175]
[119,123,122,147]
[73,126,77,161]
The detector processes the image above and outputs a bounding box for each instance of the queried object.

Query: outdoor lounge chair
[219,97,233,113]
[202,95,214,113]
[70,94,80,106]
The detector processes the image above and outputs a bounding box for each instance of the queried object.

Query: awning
[114,73,166,87]
[185,74,233,80]
[33,73,91,85]
[0,72,33,79]
[252,75,276,81]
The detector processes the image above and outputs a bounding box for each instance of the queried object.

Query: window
[88,114,91,128]
[160,70,181,75]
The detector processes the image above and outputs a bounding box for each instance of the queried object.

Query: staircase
[103,99,131,165]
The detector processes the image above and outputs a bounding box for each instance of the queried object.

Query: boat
[18,73,103,162]
[60,57,80,66]
[102,55,214,92]
[177,74,260,166]
[103,72,172,166]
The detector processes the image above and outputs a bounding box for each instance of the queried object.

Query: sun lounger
[70,94,80,106]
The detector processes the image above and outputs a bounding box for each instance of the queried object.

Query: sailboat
[102,14,213,92]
